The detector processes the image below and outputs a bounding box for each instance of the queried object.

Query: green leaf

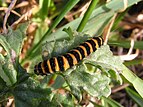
[0,46,17,86]
[16,60,29,84]
[84,45,143,98]
[0,77,6,92]
[126,87,143,107]
[124,59,143,66]
[13,78,52,107]
[0,23,28,86]
[64,64,111,100]
[84,45,123,84]
[121,66,143,98]
[102,96,123,107]
[109,40,143,50]
[50,75,65,89]
[38,100,58,107]
[52,92,74,107]
[68,85,82,102]
[39,75,65,89]
[38,91,75,107]
[5,23,28,56]
[63,27,74,39]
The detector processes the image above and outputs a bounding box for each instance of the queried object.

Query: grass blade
[31,0,80,55]
[102,96,123,107]
[122,65,143,98]
[126,87,143,106]
[77,0,99,32]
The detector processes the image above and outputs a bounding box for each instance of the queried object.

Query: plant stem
[77,0,99,32]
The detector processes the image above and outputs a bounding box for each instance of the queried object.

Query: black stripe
[49,58,56,72]
[86,39,96,51]
[34,37,103,75]
[37,62,44,75]
[75,47,85,59]
[57,56,64,71]
[80,43,90,55]
[63,54,73,67]
[93,37,102,47]
[43,60,49,74]
[69,50,80,62]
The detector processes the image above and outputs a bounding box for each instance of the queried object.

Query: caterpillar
[34,36,103,75]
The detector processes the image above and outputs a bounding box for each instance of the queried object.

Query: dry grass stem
[3,0,17,33]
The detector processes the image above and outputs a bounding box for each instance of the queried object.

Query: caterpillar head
[34,64,40,75]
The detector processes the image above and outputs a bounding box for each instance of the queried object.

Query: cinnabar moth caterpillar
[34,36,103,75]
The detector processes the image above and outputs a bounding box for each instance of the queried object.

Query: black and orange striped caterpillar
[34,36,103,75]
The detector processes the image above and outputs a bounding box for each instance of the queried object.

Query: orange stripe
[62,56,70,70]
[41,62,46,74]
[67,53,77,65]
[72,49,82,60]
[91,38,99,48]
[79,45,88,57]
[85,42,93,53]
[98,37,103,45]
[54,57,60,71]
[47,60,53,73]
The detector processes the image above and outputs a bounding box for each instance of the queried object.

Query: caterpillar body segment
[34,36,103,75]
